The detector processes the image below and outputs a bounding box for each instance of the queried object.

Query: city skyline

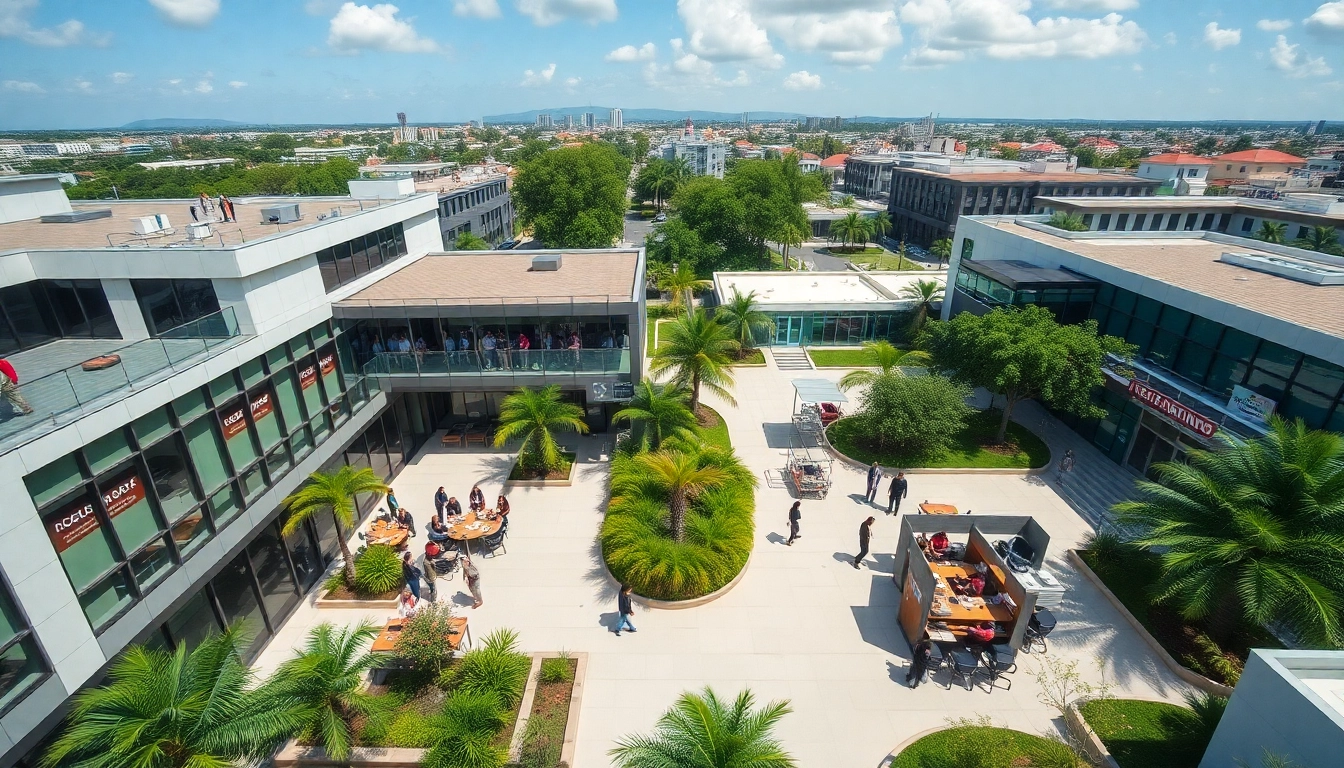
[1,0,1343,129]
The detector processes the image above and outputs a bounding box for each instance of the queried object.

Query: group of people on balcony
[354,324,629,373]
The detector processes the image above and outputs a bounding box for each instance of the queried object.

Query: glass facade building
[315,223,409,293]
[0,582,47,717]
[0,279,118,354]
[765,311,913,346]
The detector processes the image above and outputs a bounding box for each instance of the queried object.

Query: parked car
[496,240,518,250]
[653,213,667,223]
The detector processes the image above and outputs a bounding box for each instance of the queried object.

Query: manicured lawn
[807,348,871,367]
[892,725,1076,768]
[828,409,1050,469]
[857,252,926,271]
[697,405,731,449]
[1080,699,1212,768]
[824,246,887,255]
[646,318,667,352]
[733,348,766,365]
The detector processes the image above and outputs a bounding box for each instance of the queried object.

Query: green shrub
[538,653,573,685]
[848,373,972,459]
[646,303,673,320]
[1046,211,1089,231]
[1081,527,1134,566]
[518,714,564,768]
[1185,634,1243,686]
[422,691,508,768]
[353,544,403,594]
[1182,691,1229,745]
[395,602,458,674]
[446,629,532,708]
[384,710,435,749]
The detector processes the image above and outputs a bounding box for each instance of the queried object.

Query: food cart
[787,445,833,498]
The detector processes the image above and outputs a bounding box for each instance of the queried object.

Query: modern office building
[0,174,643,765]
[19,143,91,158]
[432,177,514,247]
[583,113,595,130]
[661,140,727,179]
[286,146,374,164]
[1032,192,1342,242]
[843,155,900,201]
[609,108,623,130]
[945,212,1344,476]
[563,115,573,130]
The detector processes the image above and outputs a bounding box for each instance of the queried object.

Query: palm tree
[929,238,953,268]
[612,381,697,452]
[1114,417,1344,647]
[650,310,739,413]
[610,687,795,768]
[716,288,772,354]
[837,340,932,391]
[1254,220,1287,244]
[830,212,873,252]
[775,223,804,270]
[1292,225,1342,254]
[898,278,946,334]
[493,384,589,476]
[659,262,711,315]
[283,466,390,587]
[635,450,729,543]
[869,211,892,248]
[268,622,387,761]
[42,629,299,768]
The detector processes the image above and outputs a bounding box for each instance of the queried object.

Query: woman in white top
[397,587,420,618]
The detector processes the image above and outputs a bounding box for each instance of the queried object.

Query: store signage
[249,390,274,422]
[102,470,146,517]
[1127,380,1218,439]
[221,401,249,440]
[612,381,634,400]
[46,470,147,553]
[1228,385,1276,426]
[299,360,318,390]
[318,346,337,377]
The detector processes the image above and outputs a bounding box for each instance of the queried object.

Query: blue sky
[2,0,1343,129]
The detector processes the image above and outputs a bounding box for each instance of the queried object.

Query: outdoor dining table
[371,616,472,653]
[918,502,960,515]
[443,510,504,556]
[367,519,410,548]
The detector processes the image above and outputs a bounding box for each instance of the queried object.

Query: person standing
[401,551,422,599]
[887,472,908,515]
[865,462,883,504]
[0,358,34,415]
[1057,449,1076,485]
[853,516,875,569]
[417,543,438,603]
[462,552,483,608]
[615,584,637,636]
[434,486,449,519]
[907,640,933,688]
[387,490,401,513]
[786,501,801,545]
[468,485,485,513]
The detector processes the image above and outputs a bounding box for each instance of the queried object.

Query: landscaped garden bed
[891,723,1080,767]
[1078,697,1223,768]
[828,409,1050,470]
[807,348,874,367]
[732,348,766,365]
[696,405,732,449]
[316,543,404,608]
[513,653,582,768]
[508,451,576,483]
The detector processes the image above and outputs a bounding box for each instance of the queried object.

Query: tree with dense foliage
[1046,212,1089,232]
[926,305,1132,443]
[650,310,739,412]
[1292,225,1343,255]
[282,466,390,587]
[610,687,795,768]
[453,232,491,250]
[829,212,873,251]
[869,211,892,247]
[929,238,953,268]
[261,133,297,150]
[837,341,932,391]
[729,155,828,265]
[716,288,772,353]
[659,262,712,314]
[646,218,724,275]
[848,373,972,457]
[635,157,688,210]
[269,622,387,760]
[1255,221,1287,244]
[671,176,755,269]
[898,279,946,334]
[632,132,651,163]
[493,385,589,475]
[66,158,361,200]
[42,629,300,768]
[613,381,697,453]
[774,222,805,270]
[635,450,730,543]
[1115,417,1344,648]
[512,142,630,247]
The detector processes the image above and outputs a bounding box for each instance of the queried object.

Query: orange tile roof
[1143,153,1216,165]
[1213,149,1306,164]
[820,154,849,167]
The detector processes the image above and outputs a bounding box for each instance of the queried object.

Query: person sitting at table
[916,534,932,558]
[397,587,421,618]
[443,496,462,520]
[427,518,451,543]
[965,621,997,645]
[393,506,415,537]
[949,571,986,597]
[468,485,485,512]
[496,495,510,517]
[929,531,951,558]
[374,507,393,524]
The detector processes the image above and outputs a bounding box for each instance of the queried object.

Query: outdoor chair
[948,647,983,691]
[481,530,507,557]
[924,642,948,687]
[1024,607,1057,653]
[981,644,1017,691]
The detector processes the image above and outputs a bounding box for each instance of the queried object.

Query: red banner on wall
[221,401,249,440]
[318,346,336,377]
[1127,380,1218,439]
[299,360,318,390]
[46,470,147,553]
[250,390,274,422]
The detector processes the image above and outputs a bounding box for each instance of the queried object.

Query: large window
[314,223,409,293]
[131,279,221,336]
[0,279,118,355]
[0,581,49,715]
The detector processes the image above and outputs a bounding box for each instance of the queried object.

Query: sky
[2,0,1344,129]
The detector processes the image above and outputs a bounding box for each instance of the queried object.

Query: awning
[792,378,849,405]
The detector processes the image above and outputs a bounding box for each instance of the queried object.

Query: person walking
[434,486,449,520]
[786,501,801,545]
[1057,449,1075,486]
[615,584,637,636]
[907,640,933,688]
[0,358,34,415]
[853,516,875,569]
[865,462,882,504]
[887,472,908,515]
[401,551,422,600]
[462,552,483,608]
[416,543,438,603]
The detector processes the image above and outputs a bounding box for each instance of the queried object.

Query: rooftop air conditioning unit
[531,254,562,271]
[186,222,212,240]
[260,203,301,224]
[131,214,171,235]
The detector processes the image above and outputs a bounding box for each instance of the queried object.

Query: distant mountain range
[483,107,809,124]
[121,118,254,129]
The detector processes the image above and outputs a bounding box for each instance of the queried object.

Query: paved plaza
[252,361,1193,768]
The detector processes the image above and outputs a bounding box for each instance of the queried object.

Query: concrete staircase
[770,347,814,371]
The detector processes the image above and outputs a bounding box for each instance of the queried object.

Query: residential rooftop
[713,270,944,310]
[1035,193,1344,220]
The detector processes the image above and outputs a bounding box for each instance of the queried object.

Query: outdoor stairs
[771,347,814,371]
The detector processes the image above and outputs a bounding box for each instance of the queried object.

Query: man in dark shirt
[787,501,801,545]
[907,640,934,688]
[434,486,449,519]
[854,516,875,568]
[444,496,462,517]
[865,462,882,504]
[615,584,637,636]
[887,472,908,515]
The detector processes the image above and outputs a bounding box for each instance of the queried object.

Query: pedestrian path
[769,347,813,371]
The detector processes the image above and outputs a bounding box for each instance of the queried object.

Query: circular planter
[601,551,752,610]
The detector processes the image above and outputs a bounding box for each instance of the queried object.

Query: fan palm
[837,340,932,390]
[650,310,739,413]
[716,288,772,353]
[282,466,390,587]
[1291,225,1342,255]
[268,622,387,761]
[610,687,795,768]
[869,211,892,247]
[659,262,712,315]
[1254,220,1287,244]
[636,449,730,542]
[898,278,946,334]
[775,223,804,270]
[929,238,953,267]
[1113,417,1344,647]
[41,628,300,768]
[493,384,589,475]
[612,381,697,452]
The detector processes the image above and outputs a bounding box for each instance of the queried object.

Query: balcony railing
[361,348,630,378]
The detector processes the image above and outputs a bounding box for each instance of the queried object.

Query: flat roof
[863,272,949,297]
[962,259,1097,289]
[985,219,1344,339]
[1035,194,1344,222]
[717,272,887,305]
[336,250,641,306]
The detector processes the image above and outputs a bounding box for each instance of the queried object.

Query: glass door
[774,315,804,346]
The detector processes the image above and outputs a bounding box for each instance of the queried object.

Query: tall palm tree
[610,687,795,768]
[775,223,804,270]
[1255,220,1287,244]
[283,466,390,587]
[1292,225,1342,254]
[1114,417,1344,647]
[869,211,892,248]
[837,340,932,391]
[650,310,739,413]
[898,278,946,334]
[268,622,387,761]
[493,384,589,476]
[716,288,772,354]
[42,629,300,768]
[929,238,953,268]
[635,450,729,542]
[612,381,697,452]
[830,212,872,252]
[659,262,711,315]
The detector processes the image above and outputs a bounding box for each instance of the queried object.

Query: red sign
[298,360,318,390]
[318,346,336,377]
[249,390,274,422]
[46,470,147,553]
[1127,380,1218,439]
[221,400,249,440]
[101,470,147,518]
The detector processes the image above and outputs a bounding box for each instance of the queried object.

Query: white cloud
[1131,62,1142,71]
[897,0,1148,61]
[194,79,213,93]
[783,69,822,90]
[516,0,616,26]
[148,0,220,27]
[521,62,557,85]
[110,71,134,84]
[0,0,109,46]
[1208,87,1222,94]
[1203,21,1240,49]
[1305,2,1344,37]
[228,80,247,88]
[1163,31,1176,45]
[606,42,656,61]
[73,78,93,93]
[563,76,581,87]
[644,41,753,89]
[453,0,500,18]
[328,3,438,53]
[676,0,782,66]
[3,79,44,93]
[1038,0,1137,9]
[901,45,965,67]
[760,5,903,64]
[167,78,183,85]
[1257,19,1292,32]
[1269,34,1332,77]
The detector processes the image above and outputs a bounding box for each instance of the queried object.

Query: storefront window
[164,591,220,651]
[143,435,199,520]
[184,418,231,494]
[284,520,322,589]
[247,524,299,624]
[0,584,47,713]
[211,552,268,658]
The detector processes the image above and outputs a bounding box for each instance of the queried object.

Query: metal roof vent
[41,209,112,223]
[531,254,562,271]
[1219,252,1344,285]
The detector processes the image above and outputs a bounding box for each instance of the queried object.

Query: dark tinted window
[247,524,299,623]
[131,279,220,335]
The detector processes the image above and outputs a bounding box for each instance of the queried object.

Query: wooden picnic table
[371,616,471,653]
[929,563,1015,624]
[918,502,960,515]
[367,519,410,548]
[442,510,504,555]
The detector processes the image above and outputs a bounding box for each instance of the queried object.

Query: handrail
[360,348,630,377]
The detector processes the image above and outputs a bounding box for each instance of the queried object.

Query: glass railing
[361,348,630,378]
[0,307,244,449]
